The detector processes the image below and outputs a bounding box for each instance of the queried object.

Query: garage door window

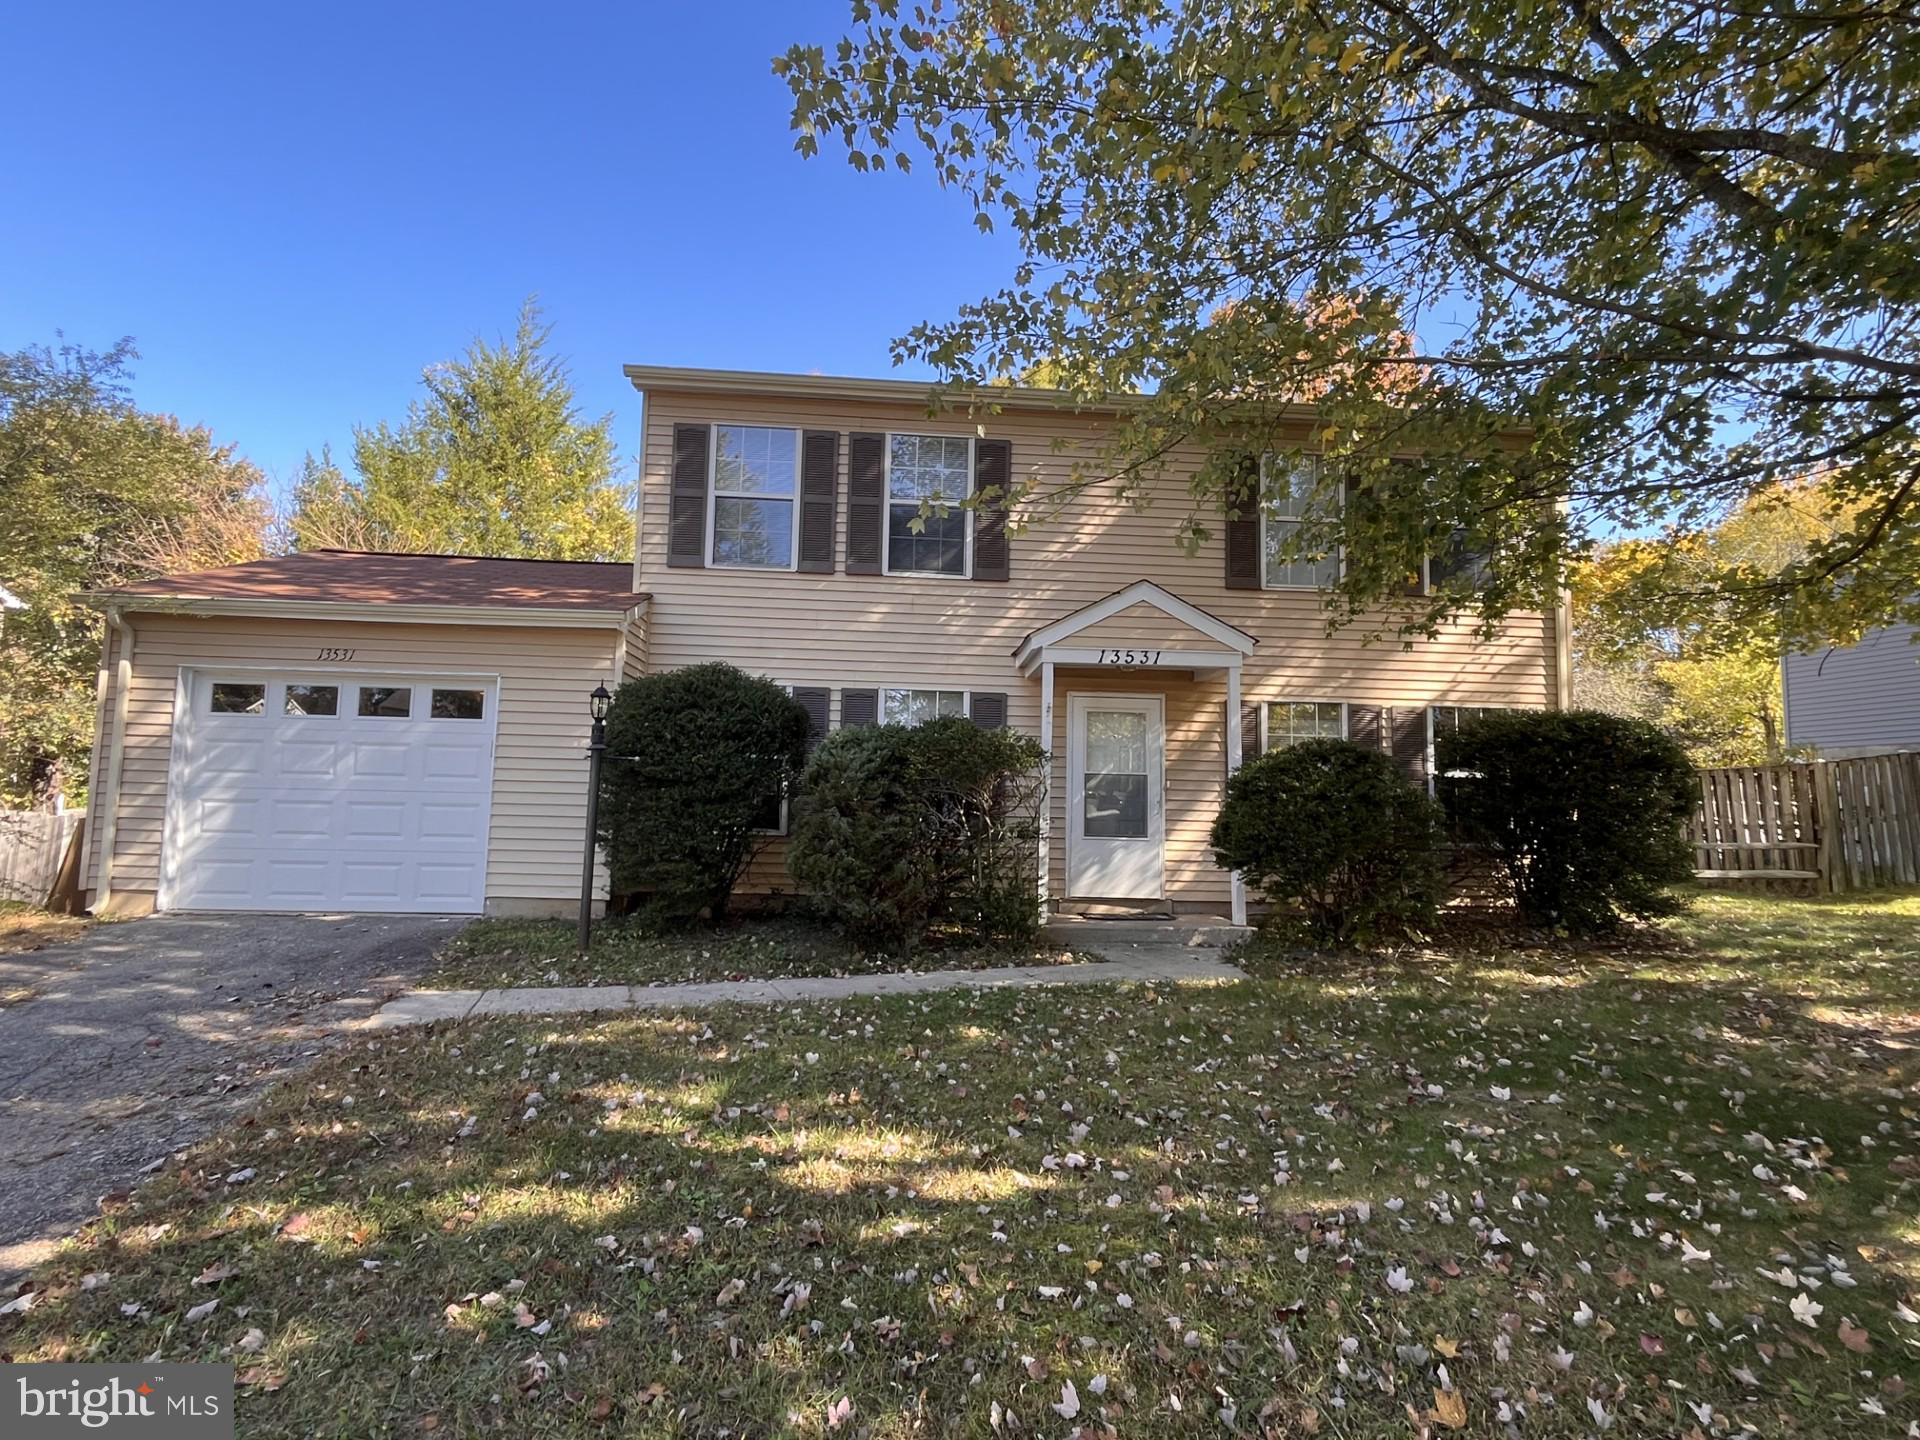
[209,683,266,715]
[284,684,338,717]
[431,688,486,720]
[358,685,413,718]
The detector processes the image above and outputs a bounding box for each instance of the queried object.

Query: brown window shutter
[1348,703,1384,753]
[839,688,879,728]
[1222,453,1262,590]
[971,438,1012,582]
[796,431,839,574]
[1388,705,1430,788]
[846,433,885,575]
[1240,702,1261,763]
[668,423,709,568]
[969,692,1008,729]
[791,686,830,752]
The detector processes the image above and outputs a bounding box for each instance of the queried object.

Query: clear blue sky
[2,2,1020,497]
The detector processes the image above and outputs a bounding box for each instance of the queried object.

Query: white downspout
[88,607,135,915]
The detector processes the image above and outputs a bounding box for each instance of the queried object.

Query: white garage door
[163,672,498,913]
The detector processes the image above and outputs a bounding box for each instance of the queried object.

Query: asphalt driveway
[0,911,465,1287]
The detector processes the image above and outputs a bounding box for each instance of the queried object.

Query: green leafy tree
[0,340,269,805]
[288,302,633,560]
[1575,477,1853,764]
[781,1,1920,642]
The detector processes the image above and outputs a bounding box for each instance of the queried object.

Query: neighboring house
[78,366,1570,922]
[1782,621,1920,757]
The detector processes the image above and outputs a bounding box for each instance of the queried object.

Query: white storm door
[165,673,496,914]
[1066,694,1165,899]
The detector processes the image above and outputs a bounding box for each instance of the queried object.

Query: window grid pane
[283,684,338,717]
[887,503,966,575]
[712,425,796,496]
[358,686,412,718]
[431,688,486,720]
[1264,701,1344,750]
[882,688,967,726]
[210,683,266,715]
[712,494,794,568]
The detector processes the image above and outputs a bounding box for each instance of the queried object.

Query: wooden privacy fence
[1692,753,1920,893]
[0,810,87,909]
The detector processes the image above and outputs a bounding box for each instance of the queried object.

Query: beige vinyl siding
[621,609,649,684]
[639,389,1560,908]
[85,615,623,907]
[1072,604,1226,652]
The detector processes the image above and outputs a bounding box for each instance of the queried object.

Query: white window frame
[1258,454,1342,592]
[706,423,802,572]
[879,686,972,726]
[1260,699,1348,752]
[882,432,974,579]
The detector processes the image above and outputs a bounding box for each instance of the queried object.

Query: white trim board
[1013,580,1256,673]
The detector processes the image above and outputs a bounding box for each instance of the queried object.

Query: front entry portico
[1013,580,1258,925]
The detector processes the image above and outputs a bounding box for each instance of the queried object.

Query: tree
[780,2,1920,643]
[1575,476,1851,764]
[287,302,633,560]
[0,340,269,805]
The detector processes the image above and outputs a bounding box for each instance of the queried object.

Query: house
[1782,621,1920,757]
[77,365,1570,922]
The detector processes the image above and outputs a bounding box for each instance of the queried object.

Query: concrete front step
[1047,918,1253,950]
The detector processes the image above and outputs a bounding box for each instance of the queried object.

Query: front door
[1066,694,1165,899]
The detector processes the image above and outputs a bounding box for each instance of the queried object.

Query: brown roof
[103,550,645,613]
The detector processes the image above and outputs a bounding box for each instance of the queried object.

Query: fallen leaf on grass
[1431,1388,1467,1429]
[1838,1319,1871,1353]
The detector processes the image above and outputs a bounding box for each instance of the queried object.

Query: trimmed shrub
[786,725,939,948]
[907,718,1048,944]
[1436,709,1696,934]
[788,718,1047,948]
[1210,738,1444,944]
[598,663,812,926]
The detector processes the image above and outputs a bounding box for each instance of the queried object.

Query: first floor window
[1429,705,1504,742]
[753,685,796,833]
[1264,700,1344,750]
[710,424,797,568]
[881,688,966,726]
[887,433,971,576]
[1261,455,1340,589]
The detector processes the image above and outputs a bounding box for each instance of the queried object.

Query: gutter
[89,607,134,915]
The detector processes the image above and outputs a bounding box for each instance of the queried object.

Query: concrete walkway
[366,919,1248,1029]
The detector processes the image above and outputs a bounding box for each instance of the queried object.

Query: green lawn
[431,912,1101,990]
[4,889,1916,1437]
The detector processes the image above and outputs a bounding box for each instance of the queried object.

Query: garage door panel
[167,673,495,914]
[277,739,341,779]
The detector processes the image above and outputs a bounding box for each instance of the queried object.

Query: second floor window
[710,424,798,569]
[887,434,971,576]
[1261,456,1341,590]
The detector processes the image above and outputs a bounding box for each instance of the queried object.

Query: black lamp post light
[578,681,612,954]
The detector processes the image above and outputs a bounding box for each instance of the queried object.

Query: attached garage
[81,551,650,918]
[164,672,500,913]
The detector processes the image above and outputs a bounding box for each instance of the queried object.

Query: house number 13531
[315,647,356,662]
[1096,649,1161,666]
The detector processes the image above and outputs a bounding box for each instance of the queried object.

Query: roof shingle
[104,550,643,613]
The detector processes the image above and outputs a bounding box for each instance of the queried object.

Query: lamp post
[578,682,612,955]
